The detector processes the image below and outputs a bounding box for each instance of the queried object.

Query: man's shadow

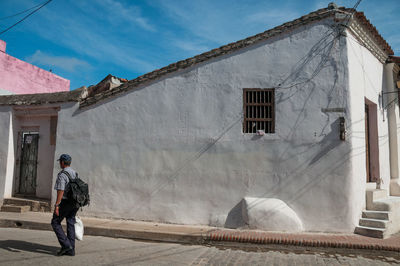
[0,240,58,255]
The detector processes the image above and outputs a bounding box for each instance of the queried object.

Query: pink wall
[0,40,69,94]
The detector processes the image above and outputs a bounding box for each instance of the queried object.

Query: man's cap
[57,154,72,162]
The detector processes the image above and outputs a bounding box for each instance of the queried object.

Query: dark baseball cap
[57,154,72,162]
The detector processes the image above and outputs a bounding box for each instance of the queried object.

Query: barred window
[243,88,275,133]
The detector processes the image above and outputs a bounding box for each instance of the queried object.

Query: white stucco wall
[4,113,15,198]
[53,17,360,232]
[346,32,391,220]
[0,107,11,201]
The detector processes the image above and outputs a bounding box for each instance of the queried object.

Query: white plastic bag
[75,216,84,241]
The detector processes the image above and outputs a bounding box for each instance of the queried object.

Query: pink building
[0,40,69,95]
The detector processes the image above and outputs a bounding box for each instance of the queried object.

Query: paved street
[0,228,399,266]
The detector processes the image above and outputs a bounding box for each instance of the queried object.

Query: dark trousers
[51,199,79,249]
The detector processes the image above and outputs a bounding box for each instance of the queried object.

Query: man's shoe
[57,246,73,256]
[65,249,75,256]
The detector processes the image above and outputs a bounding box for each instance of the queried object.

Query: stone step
[362,210,390,220]
[371,196,400,212]
[366,189,388,210]
[367,189,388,200]
[359,218,388,229]
[3,198,51,212]
[354,225,386,239]
[0,205,31,213]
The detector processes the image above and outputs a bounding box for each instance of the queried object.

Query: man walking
[51,154,79,256]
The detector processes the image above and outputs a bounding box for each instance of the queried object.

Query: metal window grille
[243,88,275,133]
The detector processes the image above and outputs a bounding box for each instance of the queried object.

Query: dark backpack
[62,170,90,208]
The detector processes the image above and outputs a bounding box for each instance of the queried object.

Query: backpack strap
[61,170,78,182]
[61,170,73,181]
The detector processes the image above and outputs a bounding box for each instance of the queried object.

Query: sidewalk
[0,211,399,252]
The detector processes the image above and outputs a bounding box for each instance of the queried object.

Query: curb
[0,218,205,245]
[1,218,399,253]
[206,232,400,252]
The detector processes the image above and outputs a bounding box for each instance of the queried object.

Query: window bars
[243,88,275,133]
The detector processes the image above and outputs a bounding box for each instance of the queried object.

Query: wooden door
[18,133,39,195]
[365,105,371,182]
[364,98,380,183]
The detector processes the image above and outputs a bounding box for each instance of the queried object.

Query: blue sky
[0,0,399,90]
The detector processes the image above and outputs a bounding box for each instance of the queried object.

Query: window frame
[243,88,275,134]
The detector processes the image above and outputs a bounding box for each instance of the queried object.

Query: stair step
[355,225,386,239]
[0,205,31,213]
[3,198,51,212]
[366,189,388,210]
[371,189,388,200]
[362,210,390,220]
[359,218,388,228]
[371,197,400,211]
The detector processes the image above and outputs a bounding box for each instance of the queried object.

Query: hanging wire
[0,0,53,36]
[0,2,46,21]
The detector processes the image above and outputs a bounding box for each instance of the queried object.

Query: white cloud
[75,0,156,32]
[20,0,158,74]
[174,40,210,54]
[244,10,300,27]
[26,50,90,72]
[155,0,302,46]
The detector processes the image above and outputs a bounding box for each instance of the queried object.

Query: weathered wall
[4,112,16,198]
[346,32,391,221]
[0,40,70,95]
[53,18,359,232]
[15,114,56,199]
[0,107,11,201]
[0,106,58,200]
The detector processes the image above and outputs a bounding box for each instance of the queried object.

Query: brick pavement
[207,230,400,252]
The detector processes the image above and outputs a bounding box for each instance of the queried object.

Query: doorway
[364,98,380,183]
[17,132,39,196]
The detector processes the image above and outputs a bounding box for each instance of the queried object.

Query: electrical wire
[0,2,45,21]
[0,0,53,36]
[343,0,363,27]
[276,0,363,91]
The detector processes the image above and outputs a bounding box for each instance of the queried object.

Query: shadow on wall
[70,25,351,227]
[308,117,342,165]
[225,200,248,228]
[127,26,345,216]
[228,29,352,230]
[225,197,303,232]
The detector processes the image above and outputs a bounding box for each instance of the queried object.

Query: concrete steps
[366,189,388,210]
[374,197,400,211]
[355,209,390,239]
[359,217,388,228]
[0,197,51,213]
[355,189,400,239]
[362,210,390,220]
[354,225,386,239]
[0,205,30,213]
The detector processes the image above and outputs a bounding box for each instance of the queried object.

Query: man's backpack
[62,170,90,208]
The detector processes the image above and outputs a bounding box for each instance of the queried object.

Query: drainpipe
[384,62,400,196]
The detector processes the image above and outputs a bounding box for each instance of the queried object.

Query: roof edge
[79,6,394,108]
[0,87,84,106]
[80,7,338,108]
